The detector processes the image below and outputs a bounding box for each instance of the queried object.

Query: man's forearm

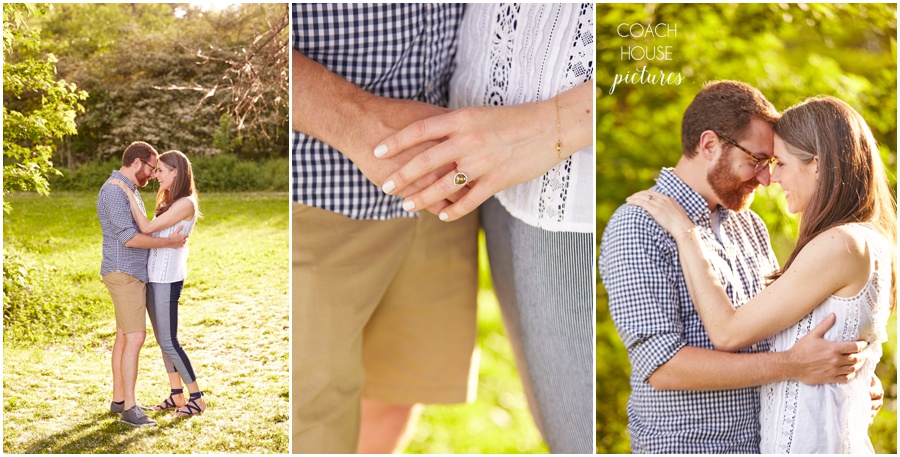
[648,346,791,391]
[292,49,373,157]
[124,233,180,249]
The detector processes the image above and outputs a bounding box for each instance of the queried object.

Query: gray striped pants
[482,196,594,454]
[146,281,197,384]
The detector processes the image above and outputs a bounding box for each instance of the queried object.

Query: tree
[2,3,87,213]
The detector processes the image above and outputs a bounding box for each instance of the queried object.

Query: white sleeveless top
[449,3,594,233]
[760,223,891,453]
[148,197,197,283]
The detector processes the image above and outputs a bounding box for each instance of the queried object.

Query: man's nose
[756,166,771,186]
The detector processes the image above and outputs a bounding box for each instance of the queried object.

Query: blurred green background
[596,3,897,453]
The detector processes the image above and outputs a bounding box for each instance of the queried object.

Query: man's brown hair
[122,141,158,167]
[681,80,779,158]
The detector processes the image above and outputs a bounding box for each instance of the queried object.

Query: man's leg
[112,329,126,403]
[358,399,423,453]
[359,210,479,453]
[292,203,417,453]
[122,331,147,410]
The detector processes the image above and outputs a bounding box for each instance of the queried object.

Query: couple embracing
[601,81,894,453]
[97,141,206,427]
[293,3,594,454]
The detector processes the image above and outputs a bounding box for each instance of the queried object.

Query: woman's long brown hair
[769,97,896,310]
[155,150,199,218]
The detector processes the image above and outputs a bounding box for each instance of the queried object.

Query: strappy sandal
[153,388,185,411]
[174,391,205,417]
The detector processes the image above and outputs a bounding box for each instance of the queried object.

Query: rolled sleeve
[600,205,687,382]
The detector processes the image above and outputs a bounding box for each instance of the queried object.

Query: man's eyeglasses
[140,159,159,174]
[714,131,776,174]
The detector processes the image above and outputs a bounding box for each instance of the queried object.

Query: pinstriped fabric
[147,281,197,384]
[482,197,594,453]
[292,4,463,220]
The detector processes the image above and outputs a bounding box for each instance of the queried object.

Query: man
[97,141,187,427]
[292,4,478,453]
[599,81,873,452]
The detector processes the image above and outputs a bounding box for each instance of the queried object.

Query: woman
[375,4,595,452]
[628,97,895,453]
[111,150,206,417]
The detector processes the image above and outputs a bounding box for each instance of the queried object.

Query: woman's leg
[482,197,594,453]
[149,282,198,386]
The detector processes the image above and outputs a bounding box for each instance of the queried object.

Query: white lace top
[760,223,891,453]
[449,3,594,233]
[148,197,197,284]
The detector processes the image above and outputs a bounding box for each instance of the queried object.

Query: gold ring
[647,195,653,201]
[453,171,469,187]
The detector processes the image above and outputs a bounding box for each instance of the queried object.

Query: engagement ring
[453,171,469,187]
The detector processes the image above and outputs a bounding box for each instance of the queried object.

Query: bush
[48,155,289,192]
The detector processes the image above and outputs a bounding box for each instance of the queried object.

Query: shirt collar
[111,170,137,191]
[652,168,718,228]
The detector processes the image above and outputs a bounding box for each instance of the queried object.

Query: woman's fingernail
[374,144,388,158]
[439,211,449,221]
[382,180,395,194]
[402,200,416,211]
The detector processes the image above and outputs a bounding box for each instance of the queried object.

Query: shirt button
[426,81,434,93]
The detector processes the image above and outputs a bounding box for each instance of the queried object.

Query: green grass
[3,191,289,453]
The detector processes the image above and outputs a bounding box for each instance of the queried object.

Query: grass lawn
[3,191,289,453]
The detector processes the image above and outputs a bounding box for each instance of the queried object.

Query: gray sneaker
[121,405,157,427]
[110,401,152,414]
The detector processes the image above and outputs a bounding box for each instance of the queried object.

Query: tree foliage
[596,4,897,453]
[7,3,288,168]
[2,3,87,213]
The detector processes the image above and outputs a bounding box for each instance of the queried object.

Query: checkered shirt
[599,168,779,453]
[97,170,149,283]
[292,3,463,219]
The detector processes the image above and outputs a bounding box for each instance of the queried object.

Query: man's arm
[292,50,461,206]
[124,230,187,249]
[648,312,866,390]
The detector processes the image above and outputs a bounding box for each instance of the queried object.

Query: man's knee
[123,331,146,347]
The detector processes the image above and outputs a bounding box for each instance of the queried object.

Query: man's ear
[697,130,720,161]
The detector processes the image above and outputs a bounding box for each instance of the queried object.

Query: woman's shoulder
[802,225,870,267]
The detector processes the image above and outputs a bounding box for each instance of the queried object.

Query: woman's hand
[374,83,592,221]
[108,178,130,193]
[625,190,695,237]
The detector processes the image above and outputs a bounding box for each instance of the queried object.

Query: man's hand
[869,375,884,426]
[785,313,866,385]
[165,227,188,248]
[292,50,465,213]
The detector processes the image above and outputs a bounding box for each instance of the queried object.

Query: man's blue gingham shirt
[292,3,463,219]
[599,168,779,453]
[97,170,149,283]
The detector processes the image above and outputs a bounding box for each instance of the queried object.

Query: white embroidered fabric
[148,196,197,283]
[759,223,890,453]
[449,3,594,233]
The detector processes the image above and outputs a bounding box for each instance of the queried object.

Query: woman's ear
[813,156,819,176]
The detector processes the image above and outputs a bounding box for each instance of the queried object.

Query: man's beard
[707,154,757,212]
[135,167,152,187]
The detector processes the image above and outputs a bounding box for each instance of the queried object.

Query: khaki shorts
[291,203,478,453]
[102,272,147,334]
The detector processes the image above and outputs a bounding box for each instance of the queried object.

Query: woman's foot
[153,388,186,411]
[174,391,206,417]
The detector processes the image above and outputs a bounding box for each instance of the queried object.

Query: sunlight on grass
[3,192,289,453]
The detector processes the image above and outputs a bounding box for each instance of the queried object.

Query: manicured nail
[374,144,388,158]
[402,200,416,211]
[439,211,449,221]
[382,180,395,194]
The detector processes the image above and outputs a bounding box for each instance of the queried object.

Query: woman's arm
[374,81,593,220]
[108,179,153,233]
[628,189,868,351]
[108,180,195,234]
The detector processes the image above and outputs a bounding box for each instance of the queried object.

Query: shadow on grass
[23,412,167,454]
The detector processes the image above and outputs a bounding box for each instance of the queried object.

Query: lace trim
[482,4,520,107]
